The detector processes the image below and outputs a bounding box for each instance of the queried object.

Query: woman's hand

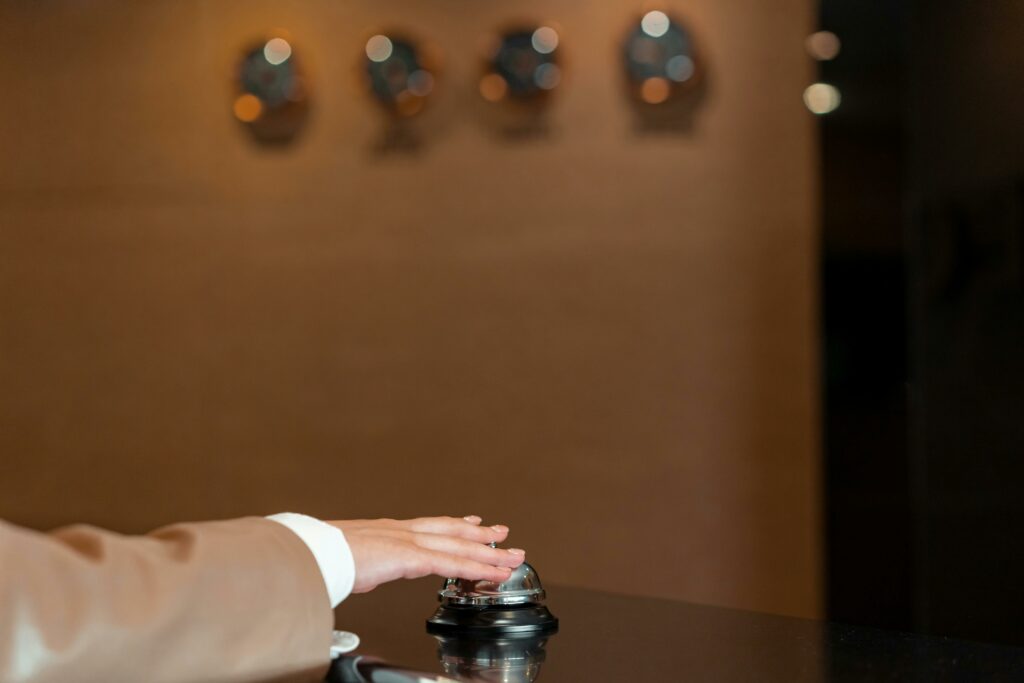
[328,516,526,594]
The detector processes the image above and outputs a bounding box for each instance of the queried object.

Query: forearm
[0,517,332,683]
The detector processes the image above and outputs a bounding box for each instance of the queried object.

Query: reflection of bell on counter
[431,632,551,683]
[426,548,559,636]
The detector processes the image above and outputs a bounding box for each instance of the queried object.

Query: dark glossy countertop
[328,579,1024,682]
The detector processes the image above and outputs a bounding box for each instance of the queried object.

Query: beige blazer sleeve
[0,517,333,683]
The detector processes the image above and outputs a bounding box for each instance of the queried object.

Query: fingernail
[507,548,525,555]
[491,524,508,533]
[463,515,482,524]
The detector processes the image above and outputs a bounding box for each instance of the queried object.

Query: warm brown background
[0,1,820,617]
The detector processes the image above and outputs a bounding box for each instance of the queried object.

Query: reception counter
[327,579,1024,681]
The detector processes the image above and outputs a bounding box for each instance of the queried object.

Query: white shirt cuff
[266,512,355,608]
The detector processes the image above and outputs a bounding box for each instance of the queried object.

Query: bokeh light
[803,82,841,114]
[531,26,560,55]
[666,54,695,82]
[407,70,434,97]
[641,11,671,38]
[640,77,671,104]
[479,73,509,102]
[806,31,841,61]
[395,92,424,117]
[365,35,394,63]
[534,63,562,90]
[263,38,292,66]
[232,93,263,122]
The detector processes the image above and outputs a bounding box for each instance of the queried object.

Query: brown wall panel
[0,0,820,617]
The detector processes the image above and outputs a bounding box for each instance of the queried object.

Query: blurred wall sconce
[479,24,563,106]
[362,32,441,119]
[233,32,310,144]
[477,23,564,139]
[622,10,705,131]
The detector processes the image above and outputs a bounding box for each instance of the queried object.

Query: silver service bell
[426,550,559,636]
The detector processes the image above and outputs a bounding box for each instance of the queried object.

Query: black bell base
[426,604,559,636]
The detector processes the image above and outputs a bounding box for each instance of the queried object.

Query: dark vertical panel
[824,0,1024,645]
[908,0,1024,638]
[819,0,913,632]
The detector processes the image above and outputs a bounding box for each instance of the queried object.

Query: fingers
[404,516,510,544]
[410,532,526,568]
[413,549,516,584]
[332,516,507,543]
[346,527,525,567]
[343,519,528,594]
